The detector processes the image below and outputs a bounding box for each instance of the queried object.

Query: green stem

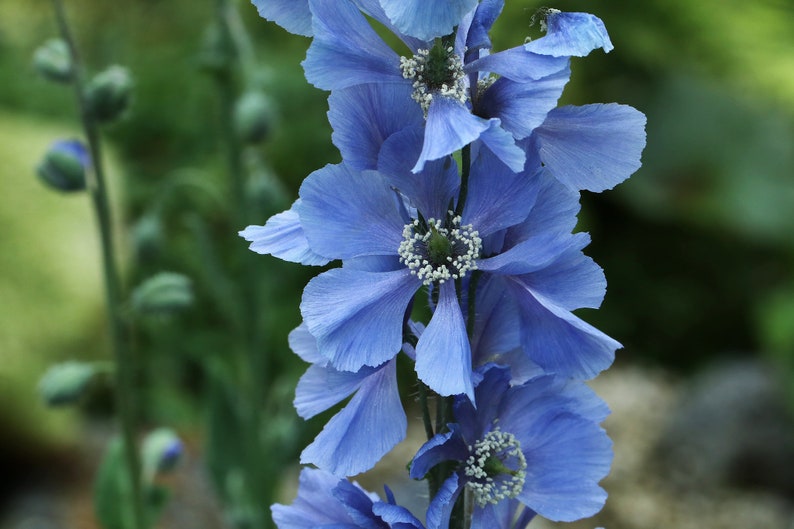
[455,145,471,217]
[50,2,144,529]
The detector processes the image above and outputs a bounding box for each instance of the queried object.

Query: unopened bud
[38,361,97,407]
[36,139,90,192]
[142,428,183,475]
[85,65,132,123]
[33,39,73,83]
[131,272,193,315]
[234,92,275,144]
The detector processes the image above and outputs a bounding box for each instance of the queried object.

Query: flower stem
[50,2,144,528]
[455,144,471,217]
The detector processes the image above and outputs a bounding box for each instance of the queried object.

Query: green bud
[38,361,97,407]
[36,139,90,192]
[33,39,73,83]
[131,214,164,263]
[85,65,132,123]
[142,428,183,476]
[197,23,235,76]
[234,91,275,144]
[131,272,193,315]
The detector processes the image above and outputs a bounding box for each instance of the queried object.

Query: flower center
[398,212,481,286]
[399,43,466,115]
[464,428,527,507]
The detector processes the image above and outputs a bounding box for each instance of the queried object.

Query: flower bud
[33,39,73,83]
[36,139,90,192]
[131,272,193,315]
[234,91,275,144]
[142,428,183,475]
[38,361,97,407]
[85,65,132,123]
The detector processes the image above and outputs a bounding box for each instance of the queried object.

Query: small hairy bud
[38,361,97,407]
[85,65,133,123]
[33,39,73,83]
[131,272,193,315]
[234,91,276,144]
[36,139,90,192]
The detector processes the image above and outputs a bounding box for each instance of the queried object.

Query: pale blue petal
[303,0,402,90]
[413,98,491,173]
[479,232,590,276]
[353,0,427,51]
[332,480,384,527]
[508,279,619,379]
[371,502,425,528]
[518,248,606,311]
[329,84,422,171]
[271,468,356,528]
[524,11,613,57]
[532,104,647,192]
[294,363,376,419]
[461,146,538,237]
[465,0,504,52]
[465,47,568,83]
[475,123,526,173]
[379,0,478,41]
[410,427,468,479]
[477,66,570,140]
[471,501,534,529]
[288,322,324,364]
[517,413,611,521]
[425,474,462,529]
[239,202,330,266]
[251,0,312,37]
[503,170,580,244]
[415,281,474,399]
[297,164,405,259]
[301,268,419,371]
[300,359,406,476]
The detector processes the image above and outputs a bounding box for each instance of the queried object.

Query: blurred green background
[1,0,793,528]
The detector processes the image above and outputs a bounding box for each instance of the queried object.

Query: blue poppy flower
[410,365,612,529]
[301,0,613,172]
[272,467,425,529]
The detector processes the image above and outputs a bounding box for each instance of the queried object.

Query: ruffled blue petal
[507,278,620,379]
[524,11,613,57]
[329,84,422,171]
[413,97,492,173]
[462,147,538,238]
[297,164,405,260]
[371,501,425,529]
[425,474,462,529]
[300,359,406,476]
[303,0,402,90]
[531,103,647,192]
[471,501,535,529]
[239,202,330,266]
[379,0,478,41]
[251,0,312,37]
[475,123,526,173]
[471,276,521,363]
[503,170,580,245]
[301,268,419,371]
[415,281,474,399]
[271,467,357,528]
[294,363,376,419]
[465,47,569,83]
[465,0,504,52]
[410,427,468,479]
[516,413,612,521]
[518,247,606,311]
[477,66,570,140]
[378,126,460,221]
[479,232,590,276]
[288,322,324,364]
[332,480,385,528]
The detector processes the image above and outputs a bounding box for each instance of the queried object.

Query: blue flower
[272,467,425,529]
[301,1,611,172]
[289,324,406,477]
[410,365,612,528]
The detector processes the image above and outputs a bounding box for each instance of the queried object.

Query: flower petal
[303,0,402,90]
[239,202,330,266]
[251,0,312,37]
[415,281,474,399]
[271,468,356,527]
[531,103,647,192]
[297,164,405,260]
[288,322,324,364]
[301,268,418,371]
[524,11,613,57]
[294,363,376,419]
[300,359,406,476]
[466,47,569,83]
[425,474,462,529]
[518,248,606,311]
[329,84,422,171]
[379,0,478,41]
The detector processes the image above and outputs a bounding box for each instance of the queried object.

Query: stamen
[464,428,527,507]
[398,212,480,286]
[399,46,467,116]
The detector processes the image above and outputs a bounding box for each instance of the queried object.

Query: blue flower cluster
[241,2,646,528]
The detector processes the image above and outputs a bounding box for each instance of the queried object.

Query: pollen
[398,212,480,286]
[399,46,467,116]
[464,428,527,507]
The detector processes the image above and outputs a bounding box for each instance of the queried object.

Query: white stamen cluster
[399,48,467,116]
[397,213,481,286]
[464,428,527,507]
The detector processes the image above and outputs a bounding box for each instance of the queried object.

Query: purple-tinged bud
[33,39,73,83]
[85,66,132,123]
[142,428,183,475]
[36,139,90,192]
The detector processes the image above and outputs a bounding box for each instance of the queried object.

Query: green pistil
[427,226,452,264]
[424,43,456,90]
